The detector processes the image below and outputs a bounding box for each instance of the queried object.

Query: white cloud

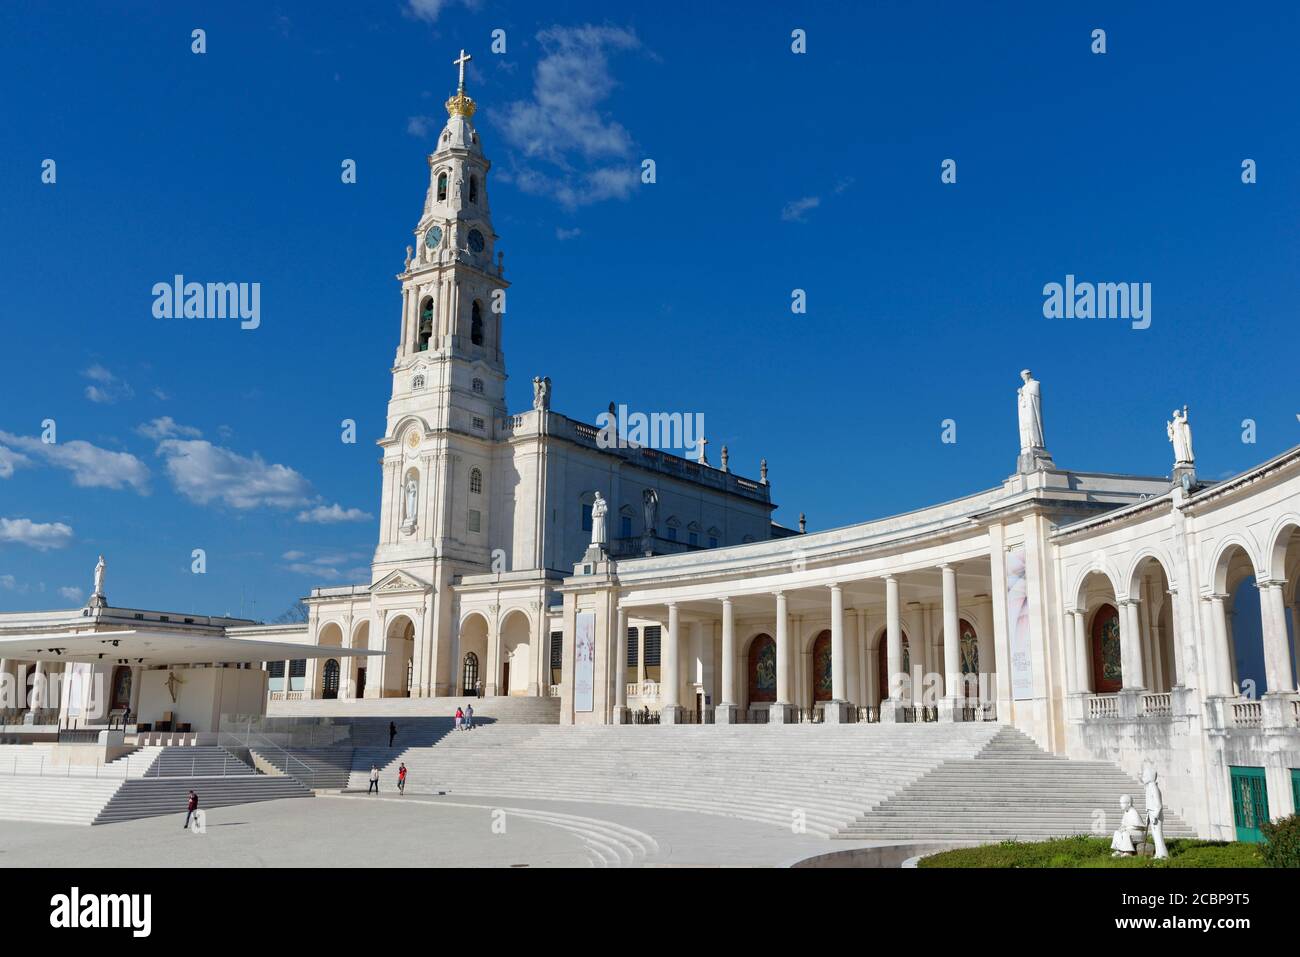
[155,439,313,509]
[0,444,30,478]
[82,364,134,404]
[497,25,642,209]
[0,517,74,551]
[280,549,370,582]
[296,504,373,524]
[407,115,438,138]
[136,416,202,440]
[781,196,821,222]
[555,226,582,241]
[59,586,84,603]
[0,431,150,493]
[404,0,479,23]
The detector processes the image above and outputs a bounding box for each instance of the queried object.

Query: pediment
[370,570,432,593]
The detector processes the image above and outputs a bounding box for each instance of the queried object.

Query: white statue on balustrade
[590,491,608,548]
[1017,369,1046,453]
[1166,406,1194,467]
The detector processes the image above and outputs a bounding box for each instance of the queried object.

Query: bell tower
[374,49,508,576]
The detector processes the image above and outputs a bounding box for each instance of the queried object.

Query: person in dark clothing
[388,721,397,747]
[368,765,380,794]
[183,790,199,829]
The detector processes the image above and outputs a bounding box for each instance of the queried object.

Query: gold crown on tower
[445,89,477,118]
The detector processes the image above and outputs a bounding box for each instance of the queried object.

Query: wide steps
[0,776,124,825]
[94,776,313,824]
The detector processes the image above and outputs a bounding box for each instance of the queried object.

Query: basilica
[2,59,1299,845]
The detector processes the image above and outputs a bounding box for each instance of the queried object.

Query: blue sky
[1,1,1298,619]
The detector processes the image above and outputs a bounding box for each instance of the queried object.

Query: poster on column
[575,612,595,712]
[1005,545,1034,700]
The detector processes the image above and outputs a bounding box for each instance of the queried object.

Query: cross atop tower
[453,49,471,91]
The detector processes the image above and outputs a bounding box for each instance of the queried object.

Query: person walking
[183,789,199,829]
[454,706,463,731]
[368,764,380,794]
[464,703,474,731]
[397,762,407,795]
[388,721,397,748]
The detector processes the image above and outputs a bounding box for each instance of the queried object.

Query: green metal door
[1230,766,1269,843]
[1291,768,1300,816]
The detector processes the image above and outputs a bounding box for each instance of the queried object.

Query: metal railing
[217,723,329,788]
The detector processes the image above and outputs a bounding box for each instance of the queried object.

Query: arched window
[748,634,777,703]
[469,175,478,203]
[437,172,448,202]
[472,377,484,394]
[1091,604,1123,693]
[811,631,833,702]
[412,374,425,390]
[462,652,479,694]
[322,659,340,700]
[471,300,484,345]
[418,297,434,351]
[470,468,482,495]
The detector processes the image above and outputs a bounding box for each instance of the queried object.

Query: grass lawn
[918,834,1263,868]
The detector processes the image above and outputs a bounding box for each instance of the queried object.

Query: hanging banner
[575,612,596,712]
[1006,546,1034,700]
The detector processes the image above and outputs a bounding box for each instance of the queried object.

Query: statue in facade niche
[590,491,608,548]
[404,478,419,528]
[1167,406,1194,467]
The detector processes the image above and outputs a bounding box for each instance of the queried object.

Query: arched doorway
[810,630,832,702]
[321,659,340,699]
[462,652,480,695]
[1090,603,1123,693]
[877,630,910,700]
[747,634,776,703]
[458,613,489,696]
[384,615,416,698]
[500,610,532,696]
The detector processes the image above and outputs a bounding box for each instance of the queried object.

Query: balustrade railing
[1087,694,1119,719]
[1140,693,1172,718]
[1230,700,1263,728]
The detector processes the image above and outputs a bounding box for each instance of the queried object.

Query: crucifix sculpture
[454,49,471,91]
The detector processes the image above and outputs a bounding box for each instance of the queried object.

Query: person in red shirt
[397,762,407,795]
[183,790,199,829]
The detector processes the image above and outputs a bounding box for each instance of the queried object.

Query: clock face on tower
[467,228,485,253]
[425,225,442,248]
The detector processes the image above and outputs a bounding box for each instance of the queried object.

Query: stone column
[717,598,739,724]
[0,659,11,712]
[1208,594,1234,696]
[1259,580,1296,694]
[770,592,794,723]
[846,607,861,710]
[1120,599,1146,691]
[824,585,851,723]
[881,576,906,722]
[661,602,684,723]
[1073,610,1091,694]
[939,565,964,721]
[613,606,629,724]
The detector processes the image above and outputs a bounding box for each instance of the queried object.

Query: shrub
[1259,814,1300,868]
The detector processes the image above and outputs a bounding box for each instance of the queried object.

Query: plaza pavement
[0,790,903,868]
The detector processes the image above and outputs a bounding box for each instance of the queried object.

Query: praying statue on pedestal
[590,491,608,548]
[1017,369,1046,453]
[1110,794,1145,856]
[1142,763,1169,859]
[1167,406,1194,467]
[92,555,106,598]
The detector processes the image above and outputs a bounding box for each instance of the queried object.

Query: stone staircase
[251,747,356,790]
[267,695,560,724]
[835,725,1196,841]
[94,775,313,824]
[344,722,1006,835]
[0,776,125,825]
[139,747,256,777]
